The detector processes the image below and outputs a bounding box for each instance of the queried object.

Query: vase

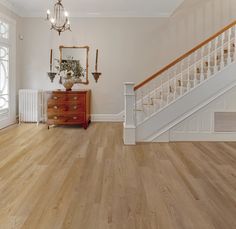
[63,79,74,91]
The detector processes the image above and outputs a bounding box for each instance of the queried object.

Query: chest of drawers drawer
[51,93,85,102]
[47,102,85,114]
[47,113,85,125]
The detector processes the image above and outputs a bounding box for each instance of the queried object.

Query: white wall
[149,0,236,68]
[20,18,167,115]
[11,0,236,116]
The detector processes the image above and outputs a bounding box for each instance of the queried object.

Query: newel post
[123,82,136,145]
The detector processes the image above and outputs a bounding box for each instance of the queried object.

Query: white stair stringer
[136,62,236,142]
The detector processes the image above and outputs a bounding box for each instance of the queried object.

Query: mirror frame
[59,45,90,85]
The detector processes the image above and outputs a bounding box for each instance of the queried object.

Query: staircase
[123,21,236,145]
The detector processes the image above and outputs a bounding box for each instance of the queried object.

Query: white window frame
[0,13,16,129]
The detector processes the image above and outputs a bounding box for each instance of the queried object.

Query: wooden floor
[0,123,236,229]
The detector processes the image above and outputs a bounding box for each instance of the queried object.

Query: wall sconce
[47,49,57,82]
[92,49,102,83]
[47,72,57,82]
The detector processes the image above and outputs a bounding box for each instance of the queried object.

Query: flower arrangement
[55,57,85,85]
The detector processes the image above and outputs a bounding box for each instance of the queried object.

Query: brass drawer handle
[73,96,78,100]
[73,117,77,120]
[53,96,58,100]
[73,106,77,110]
[54,106,58,109]
[54,116,58,120]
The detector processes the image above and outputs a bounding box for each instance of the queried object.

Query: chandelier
[46,0,71,35]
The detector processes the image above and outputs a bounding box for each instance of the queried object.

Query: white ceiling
[1,0,184,17]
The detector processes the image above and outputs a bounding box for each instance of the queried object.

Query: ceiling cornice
[24,11,171,18]
[0,0,24,16]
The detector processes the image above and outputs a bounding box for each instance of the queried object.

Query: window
[0,14,16,129]
[0,21,9,39]
[0,45,9,115]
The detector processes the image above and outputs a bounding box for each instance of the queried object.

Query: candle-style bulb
[50,18,55,24]
[46,9,50,20]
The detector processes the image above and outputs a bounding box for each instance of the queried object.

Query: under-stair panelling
[165,86,236,141]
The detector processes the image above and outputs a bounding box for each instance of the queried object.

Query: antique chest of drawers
[47,90,91,129]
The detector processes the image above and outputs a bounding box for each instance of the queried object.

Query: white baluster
[173,77,177,99]
[135,92,139,123]
[153,79,158,113]
[173,66,177,99]
[200,47,205,82]
[148,85,153,116]
[153,83,158,111]
[139,89,146,120]
[227,28,232,64]
[187,56,191,91]
[158,88,162,111]
[167,71,171,104]
[159,79,162,108]
[194,51,198,87]
[124,82,136,145]
[214,36,218,74]
[220,33,225,69]
[141,89,144,107]
[234,26,236,62]
[180,61,184,95]
[207,42,211,78]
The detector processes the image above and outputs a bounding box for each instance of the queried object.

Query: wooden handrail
[134,20,236,91]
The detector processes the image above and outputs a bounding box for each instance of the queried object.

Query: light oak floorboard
[0,123,236,229]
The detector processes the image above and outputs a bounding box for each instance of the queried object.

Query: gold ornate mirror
[59,46,89,84]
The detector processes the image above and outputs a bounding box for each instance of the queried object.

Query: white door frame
[0,13,16,129]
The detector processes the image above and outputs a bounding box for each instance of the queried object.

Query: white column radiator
[19,89,43,124]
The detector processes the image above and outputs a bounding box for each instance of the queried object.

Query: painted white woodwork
[170,86,236,133]
[214,112,236,132]
[227,28,232,65]
[123,82,135,145]
[0,14,16,129]
[91,111,124,122]
[164,86,236,141]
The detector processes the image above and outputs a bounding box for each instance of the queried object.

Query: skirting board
[91,111,124,122]
[169,132,236,142]
[40,112,124,123]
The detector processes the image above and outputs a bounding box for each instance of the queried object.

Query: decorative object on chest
[47,90,91,129]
